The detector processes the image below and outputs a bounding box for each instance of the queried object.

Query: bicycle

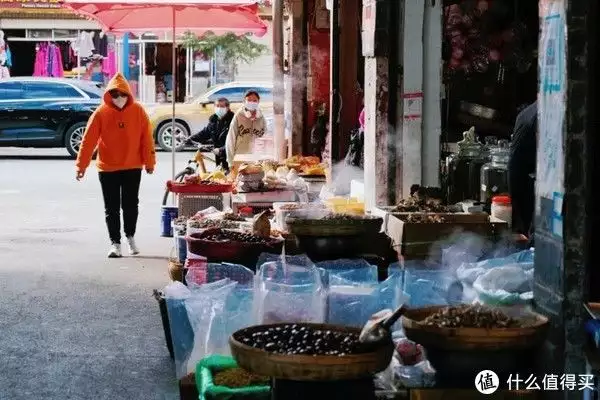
[162,143,218,206]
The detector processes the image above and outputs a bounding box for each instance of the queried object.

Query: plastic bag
[185,279,238,375]
[327,275,402,327]
[206,286,256,357]
[397,262,463,307]
[392,337,436,388]
[196,355,270,400]
[254,259,326,324]
[456,249,534,285]
[164,282,195,379]
[316,259,378,287]
[473,265,534,305]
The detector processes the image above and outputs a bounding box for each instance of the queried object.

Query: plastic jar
[491,195,512,226]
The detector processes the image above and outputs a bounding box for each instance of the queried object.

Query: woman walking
[75,72,156,258]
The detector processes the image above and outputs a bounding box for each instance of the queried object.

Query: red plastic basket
[167,180,233,194]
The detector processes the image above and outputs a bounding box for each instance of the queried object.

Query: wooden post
[273,0,286,161]
[289,0,308,156]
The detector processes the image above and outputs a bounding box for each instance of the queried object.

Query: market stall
[151,142,546,399]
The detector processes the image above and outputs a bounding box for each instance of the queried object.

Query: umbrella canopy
[61,0,268,36]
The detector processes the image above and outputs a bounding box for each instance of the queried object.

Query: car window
[207,87,250,103]
[0,82,25,101]
[23,82,83,99]
[72,82,104,98]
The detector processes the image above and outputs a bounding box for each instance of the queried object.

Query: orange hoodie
[76,73,156,173]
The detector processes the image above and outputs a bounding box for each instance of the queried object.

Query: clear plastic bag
[326,275,402,327]
[184,279,238,376]
[254,258,326,324]
[456,249,534,285]
[206,286,256,357]
[316,258,378,287]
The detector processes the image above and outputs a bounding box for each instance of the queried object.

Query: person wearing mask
[186,97,234,171]
[75,72,156,258]
[508,101,537,242]
[225,90,267,167]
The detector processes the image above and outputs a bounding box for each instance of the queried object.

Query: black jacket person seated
[187,97,235,170]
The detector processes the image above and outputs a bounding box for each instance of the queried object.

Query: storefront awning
[60,0,268,37]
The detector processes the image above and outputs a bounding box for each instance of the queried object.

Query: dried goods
[321,214,366,221]
[213,367,269,388]
[202,230,270,244]
[392,196,452,213]
[223,213,247,222]
[188,219,239,230]
[280,203,304,211]
[421,305,520,329]
[235,325,364,356]
[403,214,446,224]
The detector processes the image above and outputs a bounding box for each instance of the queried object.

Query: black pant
[98,169,142,244]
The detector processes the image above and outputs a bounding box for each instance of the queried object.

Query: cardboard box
[374,208,508,260]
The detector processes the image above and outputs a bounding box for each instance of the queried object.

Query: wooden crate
[374,208,508,260]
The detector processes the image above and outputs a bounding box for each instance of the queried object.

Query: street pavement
[0,148,201,400]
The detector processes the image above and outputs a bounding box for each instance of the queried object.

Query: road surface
[0,148,201,400]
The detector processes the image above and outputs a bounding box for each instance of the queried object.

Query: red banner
[0,0,61,9]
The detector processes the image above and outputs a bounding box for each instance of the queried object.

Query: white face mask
[245,101,259,111]
[215,107,227,118]
[112,96,127,109]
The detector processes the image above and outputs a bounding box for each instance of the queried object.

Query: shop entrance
[441,0,540,144]
[116,37,190,103]
[6,40,36,77]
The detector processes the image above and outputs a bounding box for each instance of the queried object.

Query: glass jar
[481,136,499,162]
[445,127,485,204]
[480,140,510,207]
[491,195,512,226]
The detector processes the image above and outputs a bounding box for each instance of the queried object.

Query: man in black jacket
[187,97,234,171]
[508,101,537,241]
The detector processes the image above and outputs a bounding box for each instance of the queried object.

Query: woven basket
[168,248,184,282]
[401,306,549,351]
[187,229,284,269]
[286,216,383,237]
[229,323,394,381]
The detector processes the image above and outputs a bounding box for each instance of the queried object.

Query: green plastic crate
[196,355,270,400]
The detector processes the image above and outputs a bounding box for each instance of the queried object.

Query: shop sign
[0,0,61,9]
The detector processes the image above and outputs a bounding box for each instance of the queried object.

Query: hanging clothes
[93,33,108,57]
[72,31,95,58]
[102,46,117,79]
[33,43,64,77]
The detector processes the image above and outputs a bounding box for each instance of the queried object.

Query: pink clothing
[358,108,365,130]
[102,49,117,78]
[33,43,64,77]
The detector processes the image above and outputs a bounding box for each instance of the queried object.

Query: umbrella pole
[171,7,176,184]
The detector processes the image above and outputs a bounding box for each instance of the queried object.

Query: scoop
[358,304,408,348]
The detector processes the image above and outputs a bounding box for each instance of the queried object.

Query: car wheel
[157,121,190,152]
[65,122,88,157]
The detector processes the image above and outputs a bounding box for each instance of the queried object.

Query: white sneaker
[108,243,122,258]
[127,237,140,255]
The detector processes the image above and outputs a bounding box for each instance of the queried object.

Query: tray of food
[229,323,394,381]
[402,304,548,351]
[186,228,284,269]
[167,180,233,194]
[286,213,384,236]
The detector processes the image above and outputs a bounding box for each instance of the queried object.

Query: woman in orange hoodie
[76,73,156,258]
